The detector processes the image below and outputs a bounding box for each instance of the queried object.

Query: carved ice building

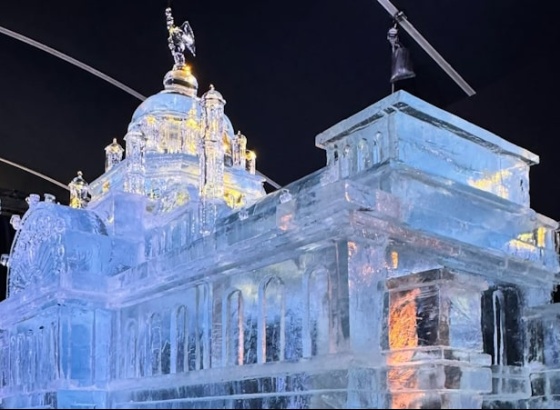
[1,9,560,410]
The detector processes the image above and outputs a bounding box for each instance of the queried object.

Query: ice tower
[0,7,559,410]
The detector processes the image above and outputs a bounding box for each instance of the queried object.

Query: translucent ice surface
[0,78,558,410]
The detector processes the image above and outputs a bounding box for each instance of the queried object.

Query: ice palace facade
[0,8,559,410]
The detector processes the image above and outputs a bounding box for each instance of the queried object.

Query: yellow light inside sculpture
[515,227,547,248]
[176,191,188,206]
[517,232,533,243]
[246,150,256,160]
[507,239,535,252]
[102,181,111,193]
[69,197,81,209]
[224,187,243,208]
[222,134,231,153]
[536,226,546,248]
[146,115,157,126]
[390,251,399,269]
[186,117,198,128]
[467,169,511,199]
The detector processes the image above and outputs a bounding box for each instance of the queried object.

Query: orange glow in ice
[387,288,422,408]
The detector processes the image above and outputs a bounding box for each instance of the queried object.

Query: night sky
[0,0,559,296]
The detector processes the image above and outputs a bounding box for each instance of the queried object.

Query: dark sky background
[0,0,559,297]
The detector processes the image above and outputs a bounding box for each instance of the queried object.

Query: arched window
[340,145,351,177]
[372,132,381,164]
[124,320,138,378]
[303,267,330,358]
[175,306,188,373]
[223,290,244,366]
[189,284,210,371]
[481,286,522,367]
[357,139,371,171]
[50,322,59,380]
[491,290,506,365]
[333,147,339,165]
[25,330,34,389]
[0,333,9,388]
[258,276,286,363]
[149,313,162,376]
[16,334,23,385]
[9,335,16,386]
[199,284,210,370]
[38,326,47,388]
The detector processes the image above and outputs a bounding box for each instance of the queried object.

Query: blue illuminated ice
[1,10,560,410]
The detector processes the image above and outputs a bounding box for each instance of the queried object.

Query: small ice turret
[68,171,90,209]
[245,150,256,174]
[104,138,124,172]
[232,131,247,169]
[200,84,226,235]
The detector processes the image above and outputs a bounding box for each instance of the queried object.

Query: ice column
[200,84,226,235]
[124,131,146,195]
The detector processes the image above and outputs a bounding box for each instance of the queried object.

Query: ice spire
[163,7,198,96]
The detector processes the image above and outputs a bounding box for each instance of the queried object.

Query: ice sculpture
[0,6,559,410]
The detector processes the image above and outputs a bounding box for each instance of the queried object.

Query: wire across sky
[0,24,282,191]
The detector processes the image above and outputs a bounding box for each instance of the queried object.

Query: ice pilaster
[124,131,146,195]
[199,85,226,235]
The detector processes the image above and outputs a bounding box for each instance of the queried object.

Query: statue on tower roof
[165,7,196,67]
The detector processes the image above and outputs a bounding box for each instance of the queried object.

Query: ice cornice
[316,90,539,166]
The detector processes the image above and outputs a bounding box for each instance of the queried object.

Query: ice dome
[129,64,201,128]
[129,91,199,126]
[127,65,236,143]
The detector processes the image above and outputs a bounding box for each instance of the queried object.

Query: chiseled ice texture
[0,76,559,409]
